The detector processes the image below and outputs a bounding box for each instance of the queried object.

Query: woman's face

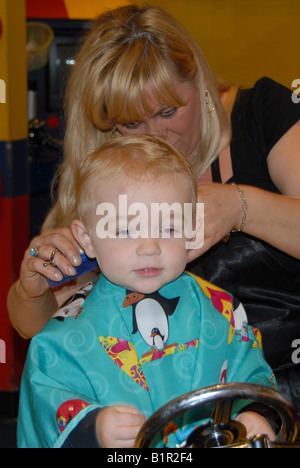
[115,78,202,161]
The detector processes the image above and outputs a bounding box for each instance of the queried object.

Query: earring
[111,126,121,139]
[205,90,215,113]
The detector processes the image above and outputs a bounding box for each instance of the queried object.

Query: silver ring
[30,246,40,258]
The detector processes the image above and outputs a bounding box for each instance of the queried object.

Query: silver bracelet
[231,182,248,232]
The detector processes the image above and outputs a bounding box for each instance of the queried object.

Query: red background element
[26,0,69,18]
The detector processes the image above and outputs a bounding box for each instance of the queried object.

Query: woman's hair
[47,4,231,229]
[75,134,198,228]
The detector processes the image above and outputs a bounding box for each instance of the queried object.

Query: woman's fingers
[20,228,85,298]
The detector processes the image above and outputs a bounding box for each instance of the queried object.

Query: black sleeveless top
[189,78,300,412]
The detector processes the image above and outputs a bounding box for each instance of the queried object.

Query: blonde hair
[75,135,198,228]
[47,4,231,229]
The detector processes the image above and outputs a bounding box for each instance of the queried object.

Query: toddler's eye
[117,227,140,238]
[117,228,130,238]
[160,227,175,237]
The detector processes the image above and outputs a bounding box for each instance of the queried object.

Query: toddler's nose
[136,238,161,256]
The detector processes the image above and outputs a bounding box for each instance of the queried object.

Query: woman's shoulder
[253,76,290,91]
[232,76,300,157]
[237,76,298,113]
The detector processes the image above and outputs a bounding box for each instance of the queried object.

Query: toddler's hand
[235,411,276,441]
[96,405,146,448]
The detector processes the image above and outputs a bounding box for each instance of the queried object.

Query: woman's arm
[7,280,58,339]
[238,187,300,259]
[188,121,300,262]
[244,120,300,257]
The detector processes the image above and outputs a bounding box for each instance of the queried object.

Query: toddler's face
[83,174,194,293]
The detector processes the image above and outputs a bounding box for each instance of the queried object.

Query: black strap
[211,157,222,182]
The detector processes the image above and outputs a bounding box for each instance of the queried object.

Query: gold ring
[43,248,61,268]
[50,248,61,265]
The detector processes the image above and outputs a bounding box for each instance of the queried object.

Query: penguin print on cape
[123,291,180,357]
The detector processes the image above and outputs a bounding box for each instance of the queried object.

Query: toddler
[18,135,276,448]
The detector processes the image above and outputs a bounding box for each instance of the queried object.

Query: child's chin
[127,280,167,294]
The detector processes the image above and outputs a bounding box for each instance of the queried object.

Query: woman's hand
[96,405,146,448]
[188,179,300,263]
[19,227,83,299]
[188,183,242,262]
[8,227,85,338]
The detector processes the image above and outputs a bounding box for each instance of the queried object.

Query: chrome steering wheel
[135,383,299,448]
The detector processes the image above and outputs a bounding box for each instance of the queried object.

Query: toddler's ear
[71,220,96,259]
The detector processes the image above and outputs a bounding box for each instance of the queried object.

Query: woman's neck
[220,85,240,118]
[198,86,239,185]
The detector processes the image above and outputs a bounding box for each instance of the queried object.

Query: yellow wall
[64,0,130,19]
[133,0,300,89]
[1,0,297,140]
[0,0,27,141]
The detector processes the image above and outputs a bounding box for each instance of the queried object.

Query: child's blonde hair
[75,135,198,227]
[46,4,231,229]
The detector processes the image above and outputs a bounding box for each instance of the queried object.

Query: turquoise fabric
[17,272,275,448]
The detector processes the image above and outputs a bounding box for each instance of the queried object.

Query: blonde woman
[8,5,300,414]
[9,5,232,337]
